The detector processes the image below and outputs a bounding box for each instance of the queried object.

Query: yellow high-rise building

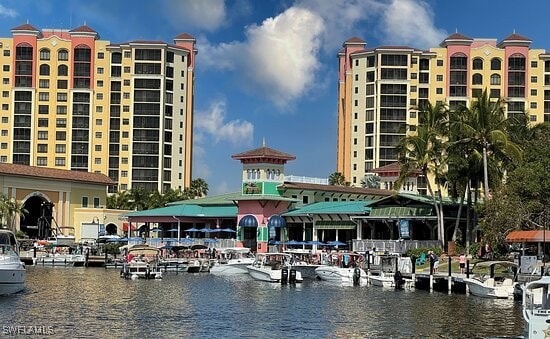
[0,23,197,193]
[337,32,549,191]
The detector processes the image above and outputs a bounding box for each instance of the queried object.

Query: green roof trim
[315,220,357,230]
[126,204,237,218]
[369,206,433,217]
[283,201,372,216]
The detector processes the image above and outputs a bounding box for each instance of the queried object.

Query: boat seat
[502,278,514,287]
[484,278,495,287]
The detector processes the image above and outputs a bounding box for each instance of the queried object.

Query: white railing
[284,175,329,185]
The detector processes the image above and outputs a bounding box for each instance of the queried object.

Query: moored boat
[121,244,163,280]
[210,247,255,276]
[463,260,517,299]
[522,276,550,338]
[369,254,414,289]
[0,229,25,295]
[315,252,367,286]
[247,253,303,283]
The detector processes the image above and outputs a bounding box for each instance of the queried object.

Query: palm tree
[328,172,350,186]
[360,174,381,189]
[451,89,522,198]
[396,101,449,246]
[188,178,209,198]
[0,195,28,232]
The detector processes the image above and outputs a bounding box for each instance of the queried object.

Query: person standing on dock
[429,251,439,273]
[459,253,466,274]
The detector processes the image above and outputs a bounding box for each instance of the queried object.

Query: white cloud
[163,0,226,32]
[197,7,324,108]
[0,4,17,18]
[380,0,447,48]
[194,99,254,146]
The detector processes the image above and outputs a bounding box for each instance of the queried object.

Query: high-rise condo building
[337,32,550,191]
[0,24,197,193]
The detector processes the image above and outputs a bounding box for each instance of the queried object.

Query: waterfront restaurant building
[127,145,469,253]
[0,23,197,194]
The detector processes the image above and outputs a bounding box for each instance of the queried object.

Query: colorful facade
[337,33,550,188]
[0,24,197,193]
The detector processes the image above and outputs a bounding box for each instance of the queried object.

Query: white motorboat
[522,276,550,338]
[186,258,211,273]
[210,248,255,276]
[315,252,368,286]
[0,230,26,295]
[463,260,518,299]
[284,249,321,279]
[121,244,163,280]
[33,253,86,267]
[247,253,303,283]
[369,254,414,289]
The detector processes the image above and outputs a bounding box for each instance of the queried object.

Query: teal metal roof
[166,192,241,206]
[126,204,237,218]
[283,201,372,216]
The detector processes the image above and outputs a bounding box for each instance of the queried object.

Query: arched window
[58,65,68,76]
[276,169,281,180]
[490,74,501,85]
[472,73,482,85]
[58,49,69,61]
[491,58,501,70]
[39,64,50,76]
[39,48,50,61]
[246,169,251,180]
[266,169,271,180]
[472,58,483,70]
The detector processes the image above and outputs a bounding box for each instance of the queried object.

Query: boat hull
[210,259,254,276]
[0,263,26,295]
[121,263,163,280]
[247,266,303,283]
[315,266,368,286]
[463,278,514,299]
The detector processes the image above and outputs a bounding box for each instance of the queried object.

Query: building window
[124,51,131,58]
[37,157,48,166]
[3,50,10,56]
[531,102,537,109]
[56,131,66,140]
[56,118,66,127]
[121,171,128,177]
[55,157,65,166]
[96,93,103,100]
[124,66,131,73]
[97,67,104,74]
[0,143,6,150]
[531,61,538,68]
[1,104,7,110]
[94,158,101,165]
[122,131,129,138]
[37,144,48,153]
[38,105,49,114]
[123,118,129,125]
[96,106,103,113]
[39,79,49,88]
[38,92,49,101]
[437,60,443,66]
[58,65,68,76]
[123,92,130,99]
[472,73,483,85]
[121,145,128,151]
[40,48,50,60]
[124,79,130,86]
[531,76,538,83]
[57,93,67,102]
[96,119,102,126]
[2,91,8,98]
[1,117,7,123]
[81,197,88,208]
[55,144,66,153]
[57,80,68,89]
[38,118,48,127]
[1,130,7,136]
[436,75,443,81]
[95,145,101,151]
[491,58,501,70]
[2,65,8,72]
[57,106,67,115]
[37,131,48,140]
[58,49,68,61]
[490,74,501,85]
[95,132,102,138]
[436,88,443,94]
[472,58,483,70]
[123,105,129,112]
[531,89,537,96]
[121,158,128,164]
[97,80,103,87]
[2,78,8,85]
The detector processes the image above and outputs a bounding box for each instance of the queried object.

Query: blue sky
[1,0,549,195]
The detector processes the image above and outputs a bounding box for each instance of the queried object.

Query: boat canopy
[127,244,160,256]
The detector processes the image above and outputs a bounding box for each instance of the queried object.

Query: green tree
[188,178,209,199]
[360,174,381,189]
[328,172,350,186]
[396,101,449,247]
[0,195,28,232]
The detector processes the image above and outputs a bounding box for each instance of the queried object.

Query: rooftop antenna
[455,27,458,33]
[513,29,516,34]
[262,137,266,147]
[26,19,29,24]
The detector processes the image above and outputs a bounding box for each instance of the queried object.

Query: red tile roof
[0,163,114,185]
[174,33,195,40]
[369,162,422,176]
[69,25,97,33]
[11,24,40,32]
[501,33,531,42]
[443,33,473,41]
[231,146,295,162]
[344,37,366,44]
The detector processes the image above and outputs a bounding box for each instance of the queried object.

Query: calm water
[0,267,525,338]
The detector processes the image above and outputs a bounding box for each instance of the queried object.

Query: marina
[0,266,526,338]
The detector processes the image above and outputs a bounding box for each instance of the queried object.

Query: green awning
[315,220,357,230]
[369,206,433,217]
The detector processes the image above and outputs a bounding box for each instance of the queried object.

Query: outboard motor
[353,267,361,286]
[281,267,289,284]
[394,270,404,289]
[289,269,297,284]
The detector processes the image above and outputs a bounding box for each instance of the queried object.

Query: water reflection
[0,268,525,338]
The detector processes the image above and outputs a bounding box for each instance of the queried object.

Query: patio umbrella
[199,228,214,233]
[306,240,326,246]
[184,227,200,232]
[203,238,218,244]
[180,238,194,244]
[166,228,179,233]
[150,228,162,232]
[219,228,236,233]
[327,240,348,247]
[286,240,305,246]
